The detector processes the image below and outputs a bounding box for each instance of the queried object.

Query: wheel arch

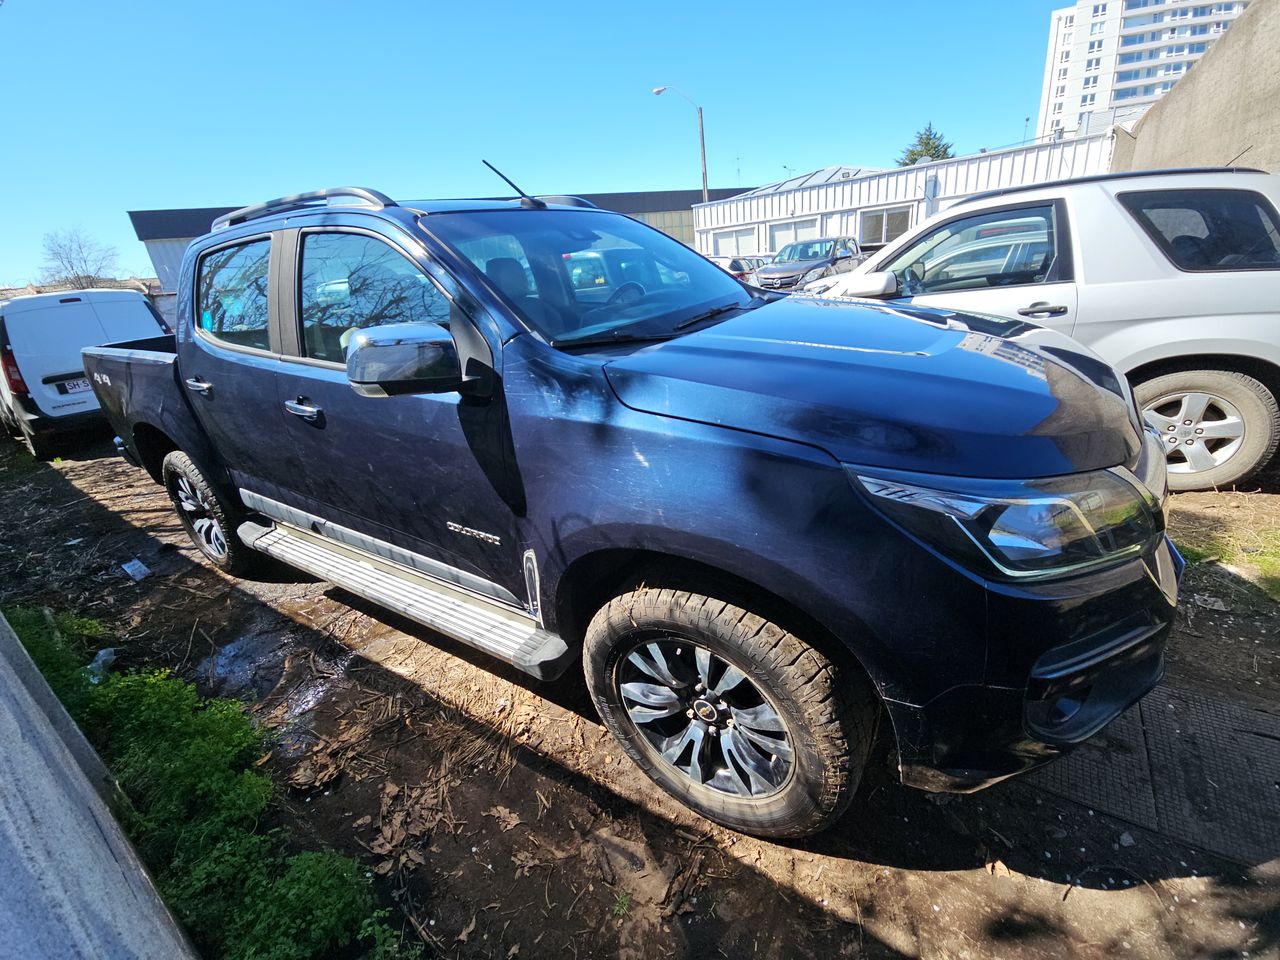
[553,548,889,706]
[1126,352,1280,403]
[131,421,180,483]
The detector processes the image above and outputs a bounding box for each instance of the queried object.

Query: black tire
[584,586,877,837]
[161,450,257,575]
[1135,369,1279,491]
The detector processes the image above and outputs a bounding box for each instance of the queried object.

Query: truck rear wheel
[161,451,256,575]
[1136,369,1279,491]
[583,586,877,837]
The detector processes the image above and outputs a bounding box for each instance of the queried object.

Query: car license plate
[57,378,92,395]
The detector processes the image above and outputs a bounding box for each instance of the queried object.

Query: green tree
[896,123,955,166]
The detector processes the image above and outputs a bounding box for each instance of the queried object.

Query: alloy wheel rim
[174,475,228,559]
[1142,391,1245,475]
[617,637,794,799]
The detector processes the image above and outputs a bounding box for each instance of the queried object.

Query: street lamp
[652,85,708,203]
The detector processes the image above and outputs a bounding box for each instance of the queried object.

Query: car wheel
[161,450,256,574]
[583,585,877,837]
[1136,370,1279,491]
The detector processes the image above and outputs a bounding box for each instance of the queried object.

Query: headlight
[851,467,1159,579]
[800,267,827,284]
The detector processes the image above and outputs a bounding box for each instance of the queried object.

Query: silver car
[810,168,1280,490]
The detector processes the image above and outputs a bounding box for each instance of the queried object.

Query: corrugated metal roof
[732,167,886,198]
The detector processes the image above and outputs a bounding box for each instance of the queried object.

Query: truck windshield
[424,209,756,345]
[775,241,833,263]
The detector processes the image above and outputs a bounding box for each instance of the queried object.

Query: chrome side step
[238,522,572,680]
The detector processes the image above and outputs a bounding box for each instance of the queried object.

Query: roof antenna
[482,160,546,209]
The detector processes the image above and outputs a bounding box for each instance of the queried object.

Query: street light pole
[653,86,709,204]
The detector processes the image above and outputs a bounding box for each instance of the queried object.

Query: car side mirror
[346,322,465,397]
[837,270,899,299]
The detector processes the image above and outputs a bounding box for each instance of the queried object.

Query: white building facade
[1036,0,1249,142]
[693,133,1114,258]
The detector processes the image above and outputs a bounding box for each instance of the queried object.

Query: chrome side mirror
[345,322,463,397]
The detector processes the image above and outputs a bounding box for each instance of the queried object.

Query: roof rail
[211,187,397,231]
[953,167,1265,208]
[535,195,598,208]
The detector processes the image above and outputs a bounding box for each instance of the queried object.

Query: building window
[1061,50,1071,62]
[1086,56,1102,70]
[1088,39,1104,52]
[1082,75,1099,88]
[1053,101,1064,114]
[858,206,914,247]
[1080,93,1097,106]
[1062,31,1073,43]
[1093,3,1108,15]
[1090,20,1105,33]
[767,219,819,253]
[1064,14,1075,25]
[1058,67,1069,79]
[1051,118,1063,129]
[1055,84,1066,96]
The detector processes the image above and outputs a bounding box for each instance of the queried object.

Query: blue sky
[0,0,1064,285]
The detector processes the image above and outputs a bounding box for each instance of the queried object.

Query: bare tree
[40,229,119,289]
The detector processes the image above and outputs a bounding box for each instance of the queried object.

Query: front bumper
[888,535,1182,792]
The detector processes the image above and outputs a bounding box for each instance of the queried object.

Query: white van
[0,289,170,458]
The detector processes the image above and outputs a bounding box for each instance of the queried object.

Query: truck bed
[81,335,209,479]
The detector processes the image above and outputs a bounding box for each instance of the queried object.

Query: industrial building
[691,132,1114,258]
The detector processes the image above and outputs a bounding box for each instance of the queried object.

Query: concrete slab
[1028,682,1280,865]
[0,613,196,960]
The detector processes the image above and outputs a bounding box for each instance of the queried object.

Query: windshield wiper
[551,330,678,350]
[672,297,762,332]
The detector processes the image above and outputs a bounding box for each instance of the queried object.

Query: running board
[238,522,572,680]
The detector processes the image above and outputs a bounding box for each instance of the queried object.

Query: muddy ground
[1,435,1277,960]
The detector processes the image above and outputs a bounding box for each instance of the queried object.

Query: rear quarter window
[1118,188,1280,272]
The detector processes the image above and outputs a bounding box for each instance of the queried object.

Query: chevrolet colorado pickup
[83,187,1181,837]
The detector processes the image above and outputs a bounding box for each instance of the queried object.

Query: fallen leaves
[484,805,523,832]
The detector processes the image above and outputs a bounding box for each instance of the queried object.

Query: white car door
[876,201,1079,335]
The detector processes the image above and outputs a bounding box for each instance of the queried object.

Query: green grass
[1172,526,1280,601]
[4,605,419,960]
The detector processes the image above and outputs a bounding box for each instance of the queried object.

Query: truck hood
[603,296,1141,478]
[755,258,826,281]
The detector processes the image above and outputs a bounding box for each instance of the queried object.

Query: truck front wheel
[161,451,256,575]
[584,586,878,837]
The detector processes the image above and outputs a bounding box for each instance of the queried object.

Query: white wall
[693,133,1114,256]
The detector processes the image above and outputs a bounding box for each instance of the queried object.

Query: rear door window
[1118,188,1280,271]
[196,239,272,351]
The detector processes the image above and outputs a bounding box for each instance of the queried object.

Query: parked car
[708,255,766,280]
[84,186,1179,838]
[753,238,864,290]
[806,168,1280,490]
[0,289,170,458]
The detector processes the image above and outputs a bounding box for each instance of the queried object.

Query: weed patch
[5,606,416,960]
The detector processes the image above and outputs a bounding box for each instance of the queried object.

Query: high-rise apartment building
[1036,1,1249,141]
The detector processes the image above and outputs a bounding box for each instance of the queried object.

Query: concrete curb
[0,611,197,960]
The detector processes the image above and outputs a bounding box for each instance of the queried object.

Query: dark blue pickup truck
[83,187,1181,837]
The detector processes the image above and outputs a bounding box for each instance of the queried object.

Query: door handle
[184,377,212,394]
[284,398,322,422]
[1017,302,1069,318]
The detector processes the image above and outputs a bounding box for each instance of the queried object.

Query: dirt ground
[1,434,1277,960]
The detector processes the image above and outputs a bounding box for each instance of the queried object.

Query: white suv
[808,168,1280,490]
